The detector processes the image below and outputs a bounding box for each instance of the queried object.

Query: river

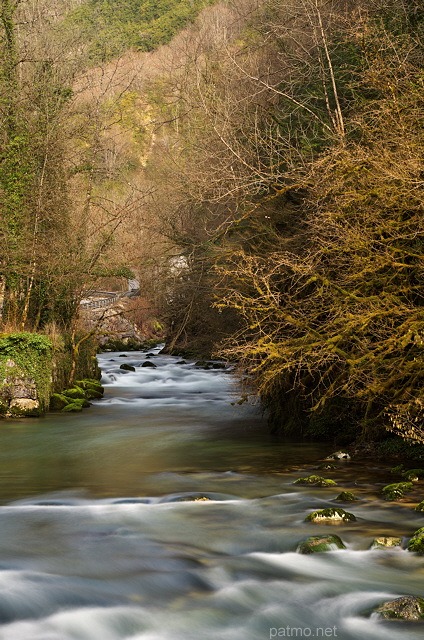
[0,347,423,639]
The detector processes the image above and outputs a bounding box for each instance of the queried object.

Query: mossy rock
[374,595,424,620]
[390,464,404,474]
[174,495,212,502]
[407,527,424,554]
[381,482,413,501]
[141,361,156,368]
[61,398,90,412]
[414,501,424,512]
[402,468,424,482]
[334,491,357,502]
[62,387,87,400]
[119,363,136,372]
[294,475,337,487]
[8,399,42,416]
[49,393,70,411]
[370,536,402,550]
[297,534,346,554]
[325,451,351,460]
[75,379,104,393]
[316,463,338,470]
[211,362,226,369]
[305,508,356,523]
[72,380,103,399]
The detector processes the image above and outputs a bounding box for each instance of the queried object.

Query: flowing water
[0,347,423,639]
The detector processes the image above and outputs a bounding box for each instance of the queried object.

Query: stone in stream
[141,361,157,368]
[407,526,424,554]
[402,468,424,482]
[414,501,424,512]
[119,363,136,372]
[297,534,346,554]
[62,387,86,400]
[74,380,104,399]
[49,393,70,411]
[176,360,187,365]
[334,491,358,502]
[325,451,351,460]
[374,595,424,620]
[294,475,337,487]
[381,482,413,501]
[118,354,128,357]
[305,508,356,523]
[370,536,403,550]
[316,462,338,470]
[173,495,212,502]
[62,398,90,412]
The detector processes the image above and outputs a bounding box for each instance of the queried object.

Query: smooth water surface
[0,347,423,639]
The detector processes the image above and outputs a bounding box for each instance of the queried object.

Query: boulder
[8,398,41,416]
[407,527,424,554]
[141,361,156,368]
[61,398,90,412]
[370,536,403,550]
[49,393,69,411]
[325,451,351,460]
[374,596,424,620]
[297,535,346,554]
[75,379,104,393]
[120,363,136,372]
[334,491,357,502]
[305,508,356,523]
[381,482,413,501]
[402,468,424,482]
[62,402,84,412]
[316,463,338,470]
[62,387,87,400]
[294,475,337,487]
[414,501,424,512]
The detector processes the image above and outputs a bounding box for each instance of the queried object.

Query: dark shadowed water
[0,347,422,639]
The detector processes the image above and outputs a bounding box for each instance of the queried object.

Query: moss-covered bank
[0,332,100,418]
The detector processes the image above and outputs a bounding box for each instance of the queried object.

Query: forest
[0,0,423,444]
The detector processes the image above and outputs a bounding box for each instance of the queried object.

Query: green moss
[0,333,53,413]
[414,501,424,512]
[407,527,424,554]
[390,464,404,474]
[381,482,413,501]
[62,402,83,412]
[62,387,87,400]
[61,398,90,412]
[49,393,69,411]
[294,475,337,487]
[297,534,346,554]
[402,468,424,481]
[335,491,357,502]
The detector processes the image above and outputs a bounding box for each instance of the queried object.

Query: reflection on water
[0,347,423,639]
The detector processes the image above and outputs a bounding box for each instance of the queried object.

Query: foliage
[210,0,424,441]
[66,0,215,62]
[0,333,53,412]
